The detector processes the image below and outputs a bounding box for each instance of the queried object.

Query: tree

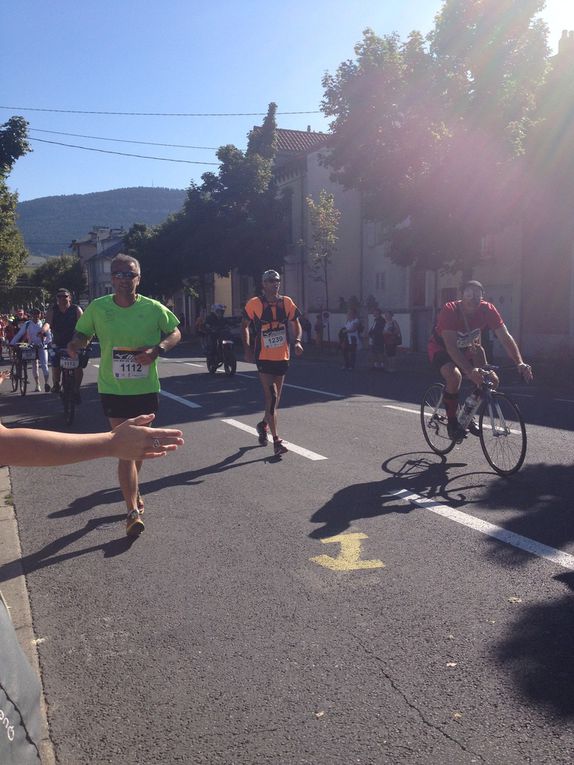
[131,103,289,293]
[306,190,341,310]
[321,1,549,274]
[30,254,87,302]
[0,117,31,286]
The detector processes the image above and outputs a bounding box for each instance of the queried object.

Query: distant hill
[16,186,187,257]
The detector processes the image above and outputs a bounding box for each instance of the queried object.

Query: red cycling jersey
[428,300,504,361]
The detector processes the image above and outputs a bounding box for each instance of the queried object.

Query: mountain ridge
[16,186,187,257]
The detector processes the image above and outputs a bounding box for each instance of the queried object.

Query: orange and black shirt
[243,295,300,362]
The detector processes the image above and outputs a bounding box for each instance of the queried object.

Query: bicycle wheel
[420,382,456,455]
[62,372,75,426]
[479,392,526,476]
[10,362,18,392]
[19,362,28,396]
[206,356,218,375]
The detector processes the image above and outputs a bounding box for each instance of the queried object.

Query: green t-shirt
[75,294,179,395]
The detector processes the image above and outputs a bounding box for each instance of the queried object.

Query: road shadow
[478,462,574,569]
[495,587,574,717]
[49,444,271,518]
[309,451,486,539]
[0,513,135,584]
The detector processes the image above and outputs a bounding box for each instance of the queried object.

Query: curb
[0,467,56,765]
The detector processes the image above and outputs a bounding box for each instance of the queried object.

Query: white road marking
[235,372,344,399]
[160,390,202,409]
[221,418,328,460]
[394,489,574,570]
[556,399,574,404]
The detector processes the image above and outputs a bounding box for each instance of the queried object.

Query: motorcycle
[206,335,237,376]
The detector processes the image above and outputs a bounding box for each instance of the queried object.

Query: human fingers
[129,413,156,426]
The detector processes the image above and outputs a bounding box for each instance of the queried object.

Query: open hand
[110,414,184,460]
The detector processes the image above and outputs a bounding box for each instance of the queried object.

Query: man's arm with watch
[137,328,182,365]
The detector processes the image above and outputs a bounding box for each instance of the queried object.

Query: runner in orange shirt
[242,269,304,456]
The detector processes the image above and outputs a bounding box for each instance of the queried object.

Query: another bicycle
[420,367,527,476]
[57,349,80,425]
[10,344,36,396]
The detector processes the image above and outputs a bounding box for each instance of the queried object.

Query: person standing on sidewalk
[67,254,181,536]
[242,269,303,456]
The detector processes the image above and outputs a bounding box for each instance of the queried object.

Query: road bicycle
[57,349,80,426]
[420,366,527,476]
[10,343,36,396]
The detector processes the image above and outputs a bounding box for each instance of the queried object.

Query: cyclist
[43,289,86,402]
[242,269,303,456]
[9,307,52,392]
[204,303,230,358]
[428,280,533,441]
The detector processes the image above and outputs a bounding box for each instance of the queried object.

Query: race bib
[456,328,481,349]
[112,347,150,379]
[262,327,286,349]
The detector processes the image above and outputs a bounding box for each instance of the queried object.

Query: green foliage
[30,254,87,302]
[306,190,341,310]
[130,103,289,293]
[0,117,30,287]
[322,1,549,273]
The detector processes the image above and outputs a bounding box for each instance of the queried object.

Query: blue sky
[3,0,572,201]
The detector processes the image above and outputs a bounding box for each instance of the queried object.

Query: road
[2,347,574,764]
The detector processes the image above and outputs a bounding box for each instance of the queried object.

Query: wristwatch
[155,345,166,357]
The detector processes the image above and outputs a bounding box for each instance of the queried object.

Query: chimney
[307,125,311,132]
[558,29,574,56]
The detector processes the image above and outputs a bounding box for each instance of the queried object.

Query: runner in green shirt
[68,254,181,536]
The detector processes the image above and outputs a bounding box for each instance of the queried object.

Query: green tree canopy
[306,190,341,310]
[0,117,31,286]
[321,1,549,274]
[129,103,289,295]
[30,254,87,303]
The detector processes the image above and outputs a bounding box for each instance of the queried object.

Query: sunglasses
[112,271,139,279]
[57,294,71,299]
[265,279,280,284]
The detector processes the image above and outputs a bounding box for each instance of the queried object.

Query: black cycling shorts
[100,393,160,420]
[256,360,289,376]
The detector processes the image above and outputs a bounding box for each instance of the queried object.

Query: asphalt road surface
[2,347,574,765]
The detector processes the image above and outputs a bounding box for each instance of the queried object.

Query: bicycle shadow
[309,451,488,539]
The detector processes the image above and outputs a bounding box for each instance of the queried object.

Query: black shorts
[256,360,289,376]
[100,393,159,420]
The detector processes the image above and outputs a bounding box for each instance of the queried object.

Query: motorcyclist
[204,304,230,357]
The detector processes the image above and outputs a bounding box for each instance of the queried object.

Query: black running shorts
[256,360,289,376]
[100,392,160,419]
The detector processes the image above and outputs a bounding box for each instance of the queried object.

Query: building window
[375,272,386,291]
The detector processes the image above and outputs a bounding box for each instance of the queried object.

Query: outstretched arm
[494,325,533,381]
[0,414,184,466]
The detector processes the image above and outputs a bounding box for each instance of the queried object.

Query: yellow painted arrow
[311,532,385,571]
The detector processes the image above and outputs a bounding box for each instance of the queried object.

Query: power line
[29,128,219,150]
[28,137,221,164]
[1,105,321,117]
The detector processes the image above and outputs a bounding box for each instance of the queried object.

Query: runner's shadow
[49,445,265,518]
[0,514,132,583]
[309,451,484,539]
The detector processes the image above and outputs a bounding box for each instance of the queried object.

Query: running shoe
[136,491,144,513]
[273,438,288,456]
[126,509,145,537]
[35,384,41,392]
[256,420,269,446]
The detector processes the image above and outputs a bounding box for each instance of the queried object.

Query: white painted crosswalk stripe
[160,389,202,408]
